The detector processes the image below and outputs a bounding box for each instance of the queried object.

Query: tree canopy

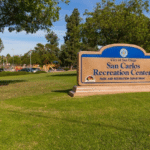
[45,31,60,57]
[20,31,60,66]
[81,0,150,51]
[0,0,70,33]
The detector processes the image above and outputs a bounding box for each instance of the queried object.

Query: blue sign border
[81,46,150,59]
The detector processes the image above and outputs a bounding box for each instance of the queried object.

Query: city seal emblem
[120,48,128,58]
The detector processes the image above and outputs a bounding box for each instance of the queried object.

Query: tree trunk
[70,64,73,70]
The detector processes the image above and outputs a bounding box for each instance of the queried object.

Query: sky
[0,0,149,56]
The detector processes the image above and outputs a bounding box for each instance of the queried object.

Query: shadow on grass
[52,89,72,94]
[48,73,77,77]
[7,109,150,135]
[0,80,26,86]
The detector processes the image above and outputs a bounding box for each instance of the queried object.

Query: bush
[34,71,47,74]
[64,67,70,71]
[0,71,46,77]
[0,71,29,77]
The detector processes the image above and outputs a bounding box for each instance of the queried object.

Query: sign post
[69,44,150,97]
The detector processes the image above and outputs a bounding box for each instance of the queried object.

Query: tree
[45,31,60,58]
[63,8,81,69]
[8,55,21,65]
[21,52,30,65]
[45,31,59,46]
[82,0,150,51]
[0,38,4,52]
[6,53,11,59]
[1,55,5,65]
[14,55,21,65]
[20,31,60,66]
[30,51,42,65]
[34,43,46,56]
[0,0,70,33]
[6,53,11,64]
[59,44,69,67]
[32,40,59,66]
[6,53,11,62]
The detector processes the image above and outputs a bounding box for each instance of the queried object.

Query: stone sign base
[69,85,150,97]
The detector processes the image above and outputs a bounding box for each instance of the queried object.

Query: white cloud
[53,30,66,36]
[1,38,44,56]
[1,28,66,39]
[0,29,65,56]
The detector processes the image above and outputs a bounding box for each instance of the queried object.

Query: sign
[78,44,150,86]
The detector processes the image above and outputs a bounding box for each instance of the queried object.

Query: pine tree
[45,31,60,58]
[64,8,81,70]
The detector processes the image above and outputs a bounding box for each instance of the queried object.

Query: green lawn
[0,71,150,150]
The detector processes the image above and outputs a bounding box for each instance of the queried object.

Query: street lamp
[12,48,14,69]
[30,50,32,72]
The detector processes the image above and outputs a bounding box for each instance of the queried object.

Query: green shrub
[64,67,70,71]
[0,71,46,77]
[34,71,47,74]
[0,71,28,77]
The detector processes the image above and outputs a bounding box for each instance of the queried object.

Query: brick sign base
[69,85,150,97]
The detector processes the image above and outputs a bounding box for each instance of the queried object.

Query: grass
[0,71,150,150]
